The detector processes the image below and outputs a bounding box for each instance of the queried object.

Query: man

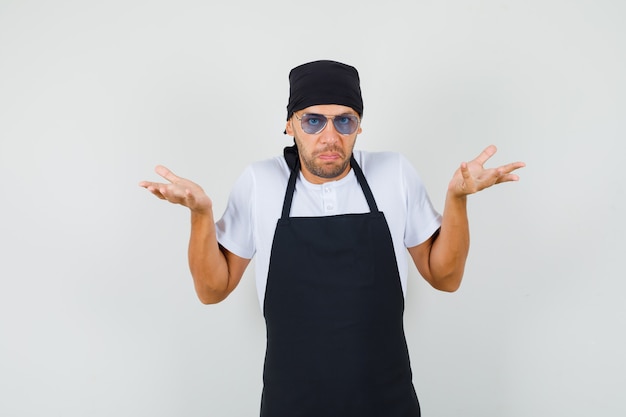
[140,60,525,416]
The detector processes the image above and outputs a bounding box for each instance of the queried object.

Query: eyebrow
[302,112,358,117]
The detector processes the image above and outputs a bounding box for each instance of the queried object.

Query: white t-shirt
[216,150,442,308]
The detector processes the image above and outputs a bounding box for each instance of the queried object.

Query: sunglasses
[294,113,360,135]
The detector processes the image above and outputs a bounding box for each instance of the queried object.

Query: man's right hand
[139,165,212,214]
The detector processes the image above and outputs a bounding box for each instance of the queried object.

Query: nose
[318,119,340,143]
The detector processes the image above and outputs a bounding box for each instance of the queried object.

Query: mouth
[315,147,344,161]
[317,152,342,161]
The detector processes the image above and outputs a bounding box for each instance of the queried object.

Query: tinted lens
[300,114,328,134]
[300,113,359,134]
[332,114,359,134]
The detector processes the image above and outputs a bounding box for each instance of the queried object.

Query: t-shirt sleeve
[400,154,442,248]
[215,166,256,259]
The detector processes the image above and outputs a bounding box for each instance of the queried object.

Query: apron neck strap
[281,157,300,218]
[281,153,379,219]
[350,155,379,213]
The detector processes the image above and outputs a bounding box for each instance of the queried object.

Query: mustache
[313,146,345,157]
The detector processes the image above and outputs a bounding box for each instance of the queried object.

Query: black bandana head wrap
[286,60,363,120]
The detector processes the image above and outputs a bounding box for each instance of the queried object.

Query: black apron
[260,152,420,417]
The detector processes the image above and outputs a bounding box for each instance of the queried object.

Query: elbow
[433,279,462,293]
[194,281,230,305]
[197,290,228,305]
[427,254,466,293]
[190,264,232,304]
[198,297,222,305]
[428,270,464,293]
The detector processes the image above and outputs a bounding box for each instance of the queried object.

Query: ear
[285,119,294,136]
[357,125,362,135]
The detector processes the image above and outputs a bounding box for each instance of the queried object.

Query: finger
[139,180,164,189]
[160,186,195,208]
[460,162,472,181]
[145,185,166,200]
[497,161,526,175]
[473,145,497,166]
[155,165,181,184]
[496,173,520,183]
[459,162,473,193]
[158,184,186,202]
[503,162,526,173]
[493,168,504,184]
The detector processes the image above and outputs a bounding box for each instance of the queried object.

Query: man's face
[285,104,362,184]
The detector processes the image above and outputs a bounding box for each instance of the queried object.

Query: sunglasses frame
[293,112,360,135]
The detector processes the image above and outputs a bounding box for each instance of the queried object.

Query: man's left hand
[448,145,525,197]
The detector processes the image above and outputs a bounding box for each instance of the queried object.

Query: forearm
[188,210,230,304]
[428,193,470,292]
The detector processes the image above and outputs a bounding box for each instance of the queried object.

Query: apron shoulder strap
[281,155,300,219]
[350,154,379,213]
[281,149,380,219]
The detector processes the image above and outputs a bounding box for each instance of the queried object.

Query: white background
[1,0,624,416]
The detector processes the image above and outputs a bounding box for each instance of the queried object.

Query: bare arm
[140,165,250,304]
[409,145,525,292]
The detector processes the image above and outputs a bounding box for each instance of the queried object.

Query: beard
[299,146,351,179]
